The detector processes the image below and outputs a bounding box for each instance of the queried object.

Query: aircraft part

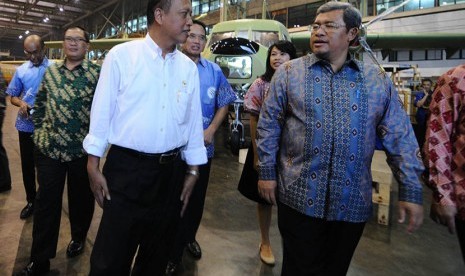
[210,38,260,55]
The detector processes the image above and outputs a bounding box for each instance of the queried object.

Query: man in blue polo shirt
[7,34,52,219]
[166,19,236,274]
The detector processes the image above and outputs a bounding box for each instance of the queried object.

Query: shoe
[16,260,50,276]
[165,261,178,276]
[0,186,11,193]
[66,240,84,258]
[186,240,202,259]
[259,243,275,266]
[20,202,34,219]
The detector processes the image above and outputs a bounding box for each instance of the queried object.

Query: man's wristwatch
[186,169,199,178]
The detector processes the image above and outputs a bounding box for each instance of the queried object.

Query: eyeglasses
[64,36,88,43]
[187,33,206,42]
[309,23,347,33]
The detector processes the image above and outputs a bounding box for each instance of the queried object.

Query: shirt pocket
[174,85,193,124]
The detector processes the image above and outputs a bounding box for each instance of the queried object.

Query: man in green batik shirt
[17,26,100,275]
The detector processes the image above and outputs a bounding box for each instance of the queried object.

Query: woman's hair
[261,40,297,82]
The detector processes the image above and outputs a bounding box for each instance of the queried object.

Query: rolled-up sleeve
[181,67,207,165]
[83,51,119,157]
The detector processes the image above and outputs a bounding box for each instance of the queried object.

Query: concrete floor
[1,102,464,276]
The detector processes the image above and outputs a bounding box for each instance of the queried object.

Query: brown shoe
[259,243,275,266]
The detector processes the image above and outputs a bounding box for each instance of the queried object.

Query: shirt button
[160,128,163,132]
[163,83,166,87]
[162,105,165,109]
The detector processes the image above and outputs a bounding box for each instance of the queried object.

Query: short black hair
[316,2,362,30]
[261,40,297,82]
[422,78,432,85]
[192,20,207,35]
[147,0,172,26]
[64,26,90,42]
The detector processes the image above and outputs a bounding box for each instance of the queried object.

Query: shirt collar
[144,34,178,60]
[26,57,50,69]
[198,56,207,68]
[308,53,362,72]
[58,58,90,71]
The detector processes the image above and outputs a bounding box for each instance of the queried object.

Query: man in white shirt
[83,0,207,274]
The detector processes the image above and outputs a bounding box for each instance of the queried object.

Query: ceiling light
[25,30,30,34]
[19,35,23,39]
[59,7,64,12]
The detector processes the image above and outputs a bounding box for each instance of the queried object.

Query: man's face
[310,10,356,63]
[160,0,193,45]
[24,38,45,66]
[63,28,89,62]
[182,23,207,57]
[422,81,432,92]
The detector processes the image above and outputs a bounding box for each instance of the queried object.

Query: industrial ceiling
[0,0,120,42]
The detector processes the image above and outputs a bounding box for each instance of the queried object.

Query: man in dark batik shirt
[257,2,424,275]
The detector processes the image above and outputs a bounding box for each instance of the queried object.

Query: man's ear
[348,28,359,43]
[154,8,163,25]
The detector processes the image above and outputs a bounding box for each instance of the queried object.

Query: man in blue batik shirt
[166,20,236,274]
[257,2,424,275]
[7,34,52,219]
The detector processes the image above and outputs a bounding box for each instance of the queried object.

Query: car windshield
[215,56,252,79]
[208,31,234,47]
[252,31,279,47]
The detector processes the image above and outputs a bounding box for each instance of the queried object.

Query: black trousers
[0,108,11,189]
[18,131,37,202]
[31,152,95,262]
[90,145,187,276]
[170,159,212,263]
[278,203,366,276]
[456,217,465,264]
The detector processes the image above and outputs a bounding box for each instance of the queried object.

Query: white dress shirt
[83,34,207,166]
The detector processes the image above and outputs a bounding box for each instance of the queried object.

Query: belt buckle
[159,151,178,164]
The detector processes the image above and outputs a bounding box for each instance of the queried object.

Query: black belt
[112,145,182,164]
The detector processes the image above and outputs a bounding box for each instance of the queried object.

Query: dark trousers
[0,109,11,189]
[18,131,37,202]
[170,159,212,263]
[278,203,366,276]
[89,145,187,276]
[456,218,465,264]
[413,122,427,151]
[31,152,95,262]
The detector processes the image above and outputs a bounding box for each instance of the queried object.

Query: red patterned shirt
[425,64,465,219]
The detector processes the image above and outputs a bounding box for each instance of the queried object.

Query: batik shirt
[425,64,465,220]
[6,58,51,132]
[197,57,236,158]
[257,54,424,223]
[32,60,100,162]
[244,78,270,115]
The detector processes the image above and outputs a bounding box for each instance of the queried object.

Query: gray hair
[316,2,362,30]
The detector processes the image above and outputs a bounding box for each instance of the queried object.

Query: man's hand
[204,128,214,145]
[180,173,198,217]
[87,155,110,208]
[398,201,424,233]
[20,101,31,117]
[430,202,457,234]
[258,180,277,205]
